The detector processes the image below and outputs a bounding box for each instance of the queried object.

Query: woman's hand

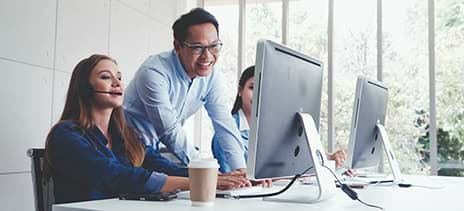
[251,179,273,187]
[327,149,347,168]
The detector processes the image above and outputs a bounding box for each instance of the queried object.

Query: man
[123,8,246,173]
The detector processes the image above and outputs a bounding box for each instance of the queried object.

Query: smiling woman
[90,59,124,110]
[43,54,249,203]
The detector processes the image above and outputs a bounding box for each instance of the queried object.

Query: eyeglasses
[182,41,223,55]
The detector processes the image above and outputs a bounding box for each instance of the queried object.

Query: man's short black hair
[172,8,219,42]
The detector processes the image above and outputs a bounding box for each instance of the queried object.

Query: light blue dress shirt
[213,109,249,173]
[123,50,246,171]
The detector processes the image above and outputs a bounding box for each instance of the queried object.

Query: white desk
[53,175,463,211]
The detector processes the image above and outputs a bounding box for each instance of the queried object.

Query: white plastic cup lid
[188,158,219,169]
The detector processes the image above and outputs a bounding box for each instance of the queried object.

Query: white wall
[0,0,192,210]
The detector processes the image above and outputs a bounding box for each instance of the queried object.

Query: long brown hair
[231,65,255,115]
[45,54,145,176]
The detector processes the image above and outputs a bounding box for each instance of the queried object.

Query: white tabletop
[53,175,464,211]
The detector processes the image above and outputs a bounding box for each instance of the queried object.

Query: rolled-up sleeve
[144,172,168,193]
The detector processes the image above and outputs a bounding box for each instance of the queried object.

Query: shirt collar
[171,50,193,83]
[88,125,123,148]
[238,109,250,131]
[87,126,108,146]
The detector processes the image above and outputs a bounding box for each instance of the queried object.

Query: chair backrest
[27,148,54,211]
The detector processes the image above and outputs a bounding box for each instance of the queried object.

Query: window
[288,0,328,143]
[244,0,282,67]
[435,0,464,176]
[383,0,429,174]
[197,0,464,175]
[333,0,377,148]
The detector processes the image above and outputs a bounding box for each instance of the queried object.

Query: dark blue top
[48,121,188,203]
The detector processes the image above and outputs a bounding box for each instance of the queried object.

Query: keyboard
[176,186,263,199]
[341,175,394,185]
[216,186,263,196]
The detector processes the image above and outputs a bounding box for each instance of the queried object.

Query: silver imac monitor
[247,39,323,180]
[345,76,403,183]
[345,77,388,170]
[246,40,336,203]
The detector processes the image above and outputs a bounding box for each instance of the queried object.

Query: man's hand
[218,169,251,188]
[220,168,272,188]
[226,168,246,176]
[217,174,250,190]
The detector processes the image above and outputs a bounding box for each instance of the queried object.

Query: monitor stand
[264,112,336,203]
[376,123,404,184]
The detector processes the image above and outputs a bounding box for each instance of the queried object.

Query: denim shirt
[212,110,249,173]
[48,121,187,203]
[123,50,246,170]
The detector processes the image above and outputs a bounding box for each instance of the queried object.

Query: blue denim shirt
[123,50,246,171]
[212,110,249,173]
[48,121,188,203]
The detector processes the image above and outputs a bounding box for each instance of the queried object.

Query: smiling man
[123,8,246,173]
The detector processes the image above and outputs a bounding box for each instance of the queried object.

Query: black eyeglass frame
[182,41,223,55]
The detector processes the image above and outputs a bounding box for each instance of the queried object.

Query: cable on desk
[321,165,384,210]
[369,180,443,189]
[369,180,394,185]
[357,198,384,210]
[229,166,314,199]
[398,183,443,189]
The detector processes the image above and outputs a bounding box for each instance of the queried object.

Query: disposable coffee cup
[188,158,219,207]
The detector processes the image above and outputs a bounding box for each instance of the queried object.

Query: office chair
[27,148,54,211]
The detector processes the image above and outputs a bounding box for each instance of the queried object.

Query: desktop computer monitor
[246,40,336,203]
[246,39,322,180]
[345,77,388,170]
[345,76,403,183]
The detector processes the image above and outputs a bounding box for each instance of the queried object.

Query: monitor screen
[345,76,389,170]
[247,39,323,180]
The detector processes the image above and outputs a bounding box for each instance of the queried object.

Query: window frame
[199,0,439,175]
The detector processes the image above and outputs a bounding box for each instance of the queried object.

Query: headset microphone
[94,90,122,96]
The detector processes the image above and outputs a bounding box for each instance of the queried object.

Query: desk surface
[53,175,463,211]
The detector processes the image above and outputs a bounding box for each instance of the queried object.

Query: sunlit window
[333,0,377,148]
[435,0,464,176]
[244,1,282,67]
[383,0,429,174]
[198,0,464,175]
[288,0,328,144]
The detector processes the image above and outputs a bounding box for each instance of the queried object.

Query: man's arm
[135,67,199,165]
[204,72,247,172]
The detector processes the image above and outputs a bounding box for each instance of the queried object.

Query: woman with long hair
[45,54,248,203]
